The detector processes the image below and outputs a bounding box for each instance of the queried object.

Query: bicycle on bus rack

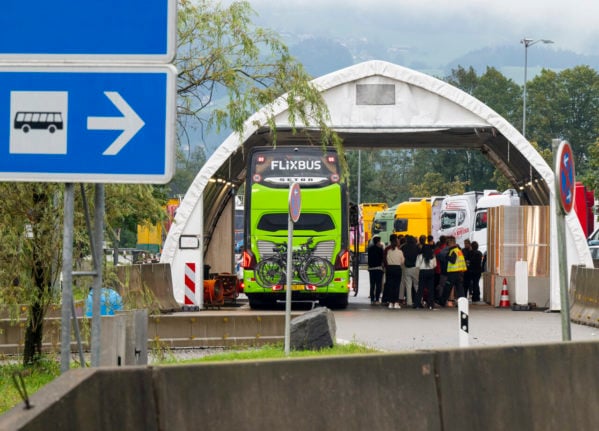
[254,237,334,288]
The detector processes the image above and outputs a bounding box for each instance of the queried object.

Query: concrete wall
[570,265,599,327]
[3,341,599,430]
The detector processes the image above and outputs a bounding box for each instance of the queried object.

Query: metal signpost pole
[91,185,105,366]
[553,139,572,341]
[60,183,74,373]
[284,214,294,355]
[285,183,301,355]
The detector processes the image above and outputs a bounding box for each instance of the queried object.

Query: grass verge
[0,357,61,414]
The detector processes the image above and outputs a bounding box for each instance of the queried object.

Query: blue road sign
[0,0,176,62]
[557,141,575,214]
[0,65,176,183]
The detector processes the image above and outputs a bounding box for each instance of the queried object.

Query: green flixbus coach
[241,146,350,309]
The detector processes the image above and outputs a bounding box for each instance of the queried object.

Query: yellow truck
[372,199,431,245]
[393,199,432,240]
[350,203,388,264]
[136,198,181,254]
[360,202,388,250]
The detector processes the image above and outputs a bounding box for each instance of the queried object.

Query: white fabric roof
[161,60,593,309]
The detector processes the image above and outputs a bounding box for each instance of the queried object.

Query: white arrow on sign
[87,91,145,156]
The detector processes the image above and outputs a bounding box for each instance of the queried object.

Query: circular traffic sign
[556,141,575,214]
[289,182,302,223]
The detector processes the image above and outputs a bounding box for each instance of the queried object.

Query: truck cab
[438,191,482,246]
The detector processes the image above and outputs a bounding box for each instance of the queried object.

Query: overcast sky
[247,0,598,67]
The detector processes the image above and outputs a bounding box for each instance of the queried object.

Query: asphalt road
[333,270,599,352]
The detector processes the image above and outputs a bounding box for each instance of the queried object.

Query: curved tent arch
[161,60,592,310]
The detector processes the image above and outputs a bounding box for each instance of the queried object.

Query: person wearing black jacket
[467,241,484,303]
[367,236,385,305]
[401,235,420,307]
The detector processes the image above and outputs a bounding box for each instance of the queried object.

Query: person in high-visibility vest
[439,236,467,306]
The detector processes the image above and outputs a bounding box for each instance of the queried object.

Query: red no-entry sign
[556,141,575,214]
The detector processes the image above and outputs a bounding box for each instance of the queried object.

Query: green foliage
[176,0,337,142]
[579,138,599,192]
[409,172,468,197]
[0,356,61,414]
[527,66,599,172]
[0,183,62,307]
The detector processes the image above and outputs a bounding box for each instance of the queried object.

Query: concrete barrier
[435,342,599,430]
[3,341,599,430]
[116,263,180,313]
[0,368,158,431]
[569,265,599,328]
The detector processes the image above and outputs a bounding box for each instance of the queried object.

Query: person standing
[468,241,484,303]
[367,236,385,305]
[433,236,448,304]
[415,244,437,309]
[401,235,420,308]
[440,236,467,306]
[462,239,473,300]
[383,234,405,309]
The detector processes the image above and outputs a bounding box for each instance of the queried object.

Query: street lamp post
[521,37,553,138]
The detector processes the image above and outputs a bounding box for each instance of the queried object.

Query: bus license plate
[292,284,304,291]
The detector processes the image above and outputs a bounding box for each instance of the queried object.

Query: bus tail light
[271,284,283,291]
[335,249,350,270]
[242,250,257,269]
[305,284,317,291]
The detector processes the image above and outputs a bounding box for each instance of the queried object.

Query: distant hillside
[285,32,599,83]
[446,45,599,82]
[289,37,354,78]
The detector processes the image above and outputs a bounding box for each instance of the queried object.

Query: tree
[474,67,522,126]
[442,67,523,192]
[0,184,62,364]
[444,66,479,95]
[175,0,339,162]
[409,172,468,197]
[526,66,599,174]
[579,138,599,193]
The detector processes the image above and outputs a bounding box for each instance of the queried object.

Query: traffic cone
[499,278,511,308]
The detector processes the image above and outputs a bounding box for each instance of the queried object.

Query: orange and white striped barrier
[499,278,511,308]
[183,262,199,311]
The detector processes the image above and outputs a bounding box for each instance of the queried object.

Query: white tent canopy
[161,60,593,309]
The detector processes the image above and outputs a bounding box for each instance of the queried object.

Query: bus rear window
[257,213,335,232]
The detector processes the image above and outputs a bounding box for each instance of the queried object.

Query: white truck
[438,189,519,253]
[438,191,483,246]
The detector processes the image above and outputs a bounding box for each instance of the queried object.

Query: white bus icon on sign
[10,91,68,154]
[14,111,64,134]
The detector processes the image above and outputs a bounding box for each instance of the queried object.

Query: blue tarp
[85,288,123,317]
